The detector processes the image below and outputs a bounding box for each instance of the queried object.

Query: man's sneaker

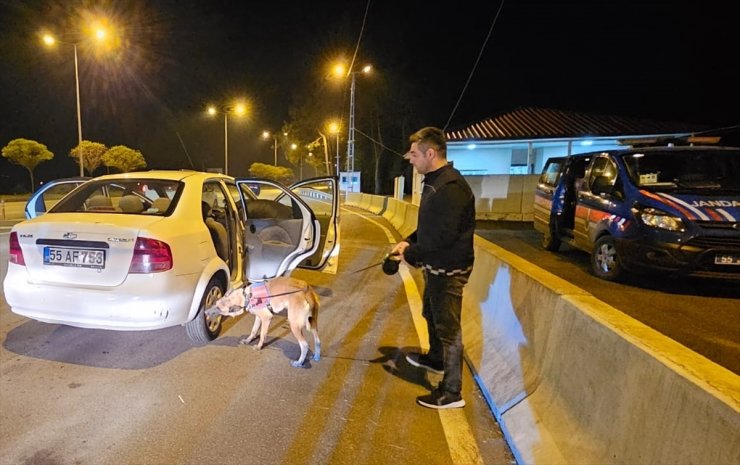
[416,389,466,409]
[405,352,444,374]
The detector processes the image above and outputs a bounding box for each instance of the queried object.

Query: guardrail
[345,192,740,465]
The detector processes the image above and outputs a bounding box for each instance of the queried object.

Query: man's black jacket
[404,164,475,274]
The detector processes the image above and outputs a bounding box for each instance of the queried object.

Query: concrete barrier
[350,195,740,465]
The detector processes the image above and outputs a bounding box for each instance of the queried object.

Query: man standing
[391,126,475,409]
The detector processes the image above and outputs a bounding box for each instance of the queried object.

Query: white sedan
[4,170,339,344]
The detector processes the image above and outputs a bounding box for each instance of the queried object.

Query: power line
[354,128,406,158]
[443,0,506,131]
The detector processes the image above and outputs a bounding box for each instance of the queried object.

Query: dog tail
[306,286,319,330]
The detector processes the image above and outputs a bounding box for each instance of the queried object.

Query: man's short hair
[409,126,447,159]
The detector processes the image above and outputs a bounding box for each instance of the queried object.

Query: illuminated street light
[41,27,109,176]
[334,62,372,182]
[207,102,247,175]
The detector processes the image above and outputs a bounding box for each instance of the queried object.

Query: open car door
[235,176,339,281]
[289,177,340,274]
[24,177,90,219]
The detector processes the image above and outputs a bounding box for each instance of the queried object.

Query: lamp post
[42,30,108,177]
[261,130,279,166]
[327,120,341,176]
[208,103,246,175]
[334,63,371,189]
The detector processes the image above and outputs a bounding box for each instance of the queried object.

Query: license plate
[43,247,106,269]
[714,254,740,266]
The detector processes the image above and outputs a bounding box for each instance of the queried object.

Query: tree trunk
[26,166,35,193]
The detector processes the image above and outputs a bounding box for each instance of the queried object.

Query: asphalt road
[475,221,740,376]
[0,209,515,465]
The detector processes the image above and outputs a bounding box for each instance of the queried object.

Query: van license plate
[714,254,740,265]
[43,247,106,269]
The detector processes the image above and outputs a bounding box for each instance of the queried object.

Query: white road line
[344,207,484,465]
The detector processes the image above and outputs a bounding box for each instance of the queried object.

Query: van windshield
[622,148,740,193]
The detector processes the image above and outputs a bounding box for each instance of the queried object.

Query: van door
[575,154,623,249]
[533,157,565,234]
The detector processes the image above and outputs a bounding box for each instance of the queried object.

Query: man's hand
[390,241,410,264]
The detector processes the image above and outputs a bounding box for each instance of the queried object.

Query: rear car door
[24,177,89,219]
[235,176,339,281]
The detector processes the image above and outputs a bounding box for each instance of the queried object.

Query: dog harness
[245,281,276,314]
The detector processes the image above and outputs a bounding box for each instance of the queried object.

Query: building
[445,107,706,175]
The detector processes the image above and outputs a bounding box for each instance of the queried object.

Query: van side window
[587,156,618,192]
[539,160,563,186]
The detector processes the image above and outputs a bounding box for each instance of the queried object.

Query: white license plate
[43,247,106,269]
[714,254,740,266]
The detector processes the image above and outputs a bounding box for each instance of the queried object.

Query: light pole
[334,63,371,189]
[317,132,331,175]
[262,130,279,166]
[208,103,246,175]
[42,30,108,177]
[327,120,341,176]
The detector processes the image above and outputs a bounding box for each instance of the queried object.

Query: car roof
[92,170,233,182]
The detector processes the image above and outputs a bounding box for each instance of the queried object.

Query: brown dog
[206,276,320,367]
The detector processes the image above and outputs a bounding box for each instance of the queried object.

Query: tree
[70,141,108,176]
[1,138,54,192]
[102,145,147,173]
[248,162,294,184]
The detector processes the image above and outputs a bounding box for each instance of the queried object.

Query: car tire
[186,277,225,345]
[542,224,561,251]
[591,235,623,281]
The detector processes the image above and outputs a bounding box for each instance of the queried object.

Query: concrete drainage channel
[345,192,740,465]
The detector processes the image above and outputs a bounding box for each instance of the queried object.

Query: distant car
[4,170,339,344]
[533,145,740,281]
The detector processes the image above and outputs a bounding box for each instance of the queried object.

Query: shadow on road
[3,321,196,369]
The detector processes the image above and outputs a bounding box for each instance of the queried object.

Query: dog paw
[238,338,252,346]
[291,360,306,368]
[313,354,321,362]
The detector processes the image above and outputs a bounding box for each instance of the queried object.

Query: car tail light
[9,232,25,266]
[129,237,173,273]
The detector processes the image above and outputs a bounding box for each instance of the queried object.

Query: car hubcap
[596,244,616,272]
[205,286,223,331]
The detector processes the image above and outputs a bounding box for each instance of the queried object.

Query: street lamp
[262,130,278,166]
[334,63,372,177]
[207,103,247,175]
[42,28,108,177]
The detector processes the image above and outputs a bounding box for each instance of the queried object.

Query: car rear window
[50,179,183,216]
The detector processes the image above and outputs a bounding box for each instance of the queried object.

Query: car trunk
[16,213,164,287]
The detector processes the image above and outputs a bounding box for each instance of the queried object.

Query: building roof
[445,107,707,141]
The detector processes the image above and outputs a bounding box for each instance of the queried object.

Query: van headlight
[640,208,685,232]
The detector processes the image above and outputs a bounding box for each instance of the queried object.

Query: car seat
[119,195,145,213]
[202,201,229,262]
[86,195,114,211]
[151,197,171,213]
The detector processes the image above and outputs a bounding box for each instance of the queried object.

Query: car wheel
[542,224,561,251]
[185,277,224,345]
[591,235,623,281]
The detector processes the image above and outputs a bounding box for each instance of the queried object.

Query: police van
[533,144,740,281]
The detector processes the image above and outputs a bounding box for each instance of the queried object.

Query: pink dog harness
[247,281,275,313]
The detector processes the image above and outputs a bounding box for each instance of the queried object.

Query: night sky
[1,0,738,191]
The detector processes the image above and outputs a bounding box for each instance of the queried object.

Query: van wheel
[542,227,561,251]
[591,236,623,281]
[186,277,224,345]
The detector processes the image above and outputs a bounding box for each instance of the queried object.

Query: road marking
[345,207,484,465]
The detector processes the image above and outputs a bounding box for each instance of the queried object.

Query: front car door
[235,176,339,281]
